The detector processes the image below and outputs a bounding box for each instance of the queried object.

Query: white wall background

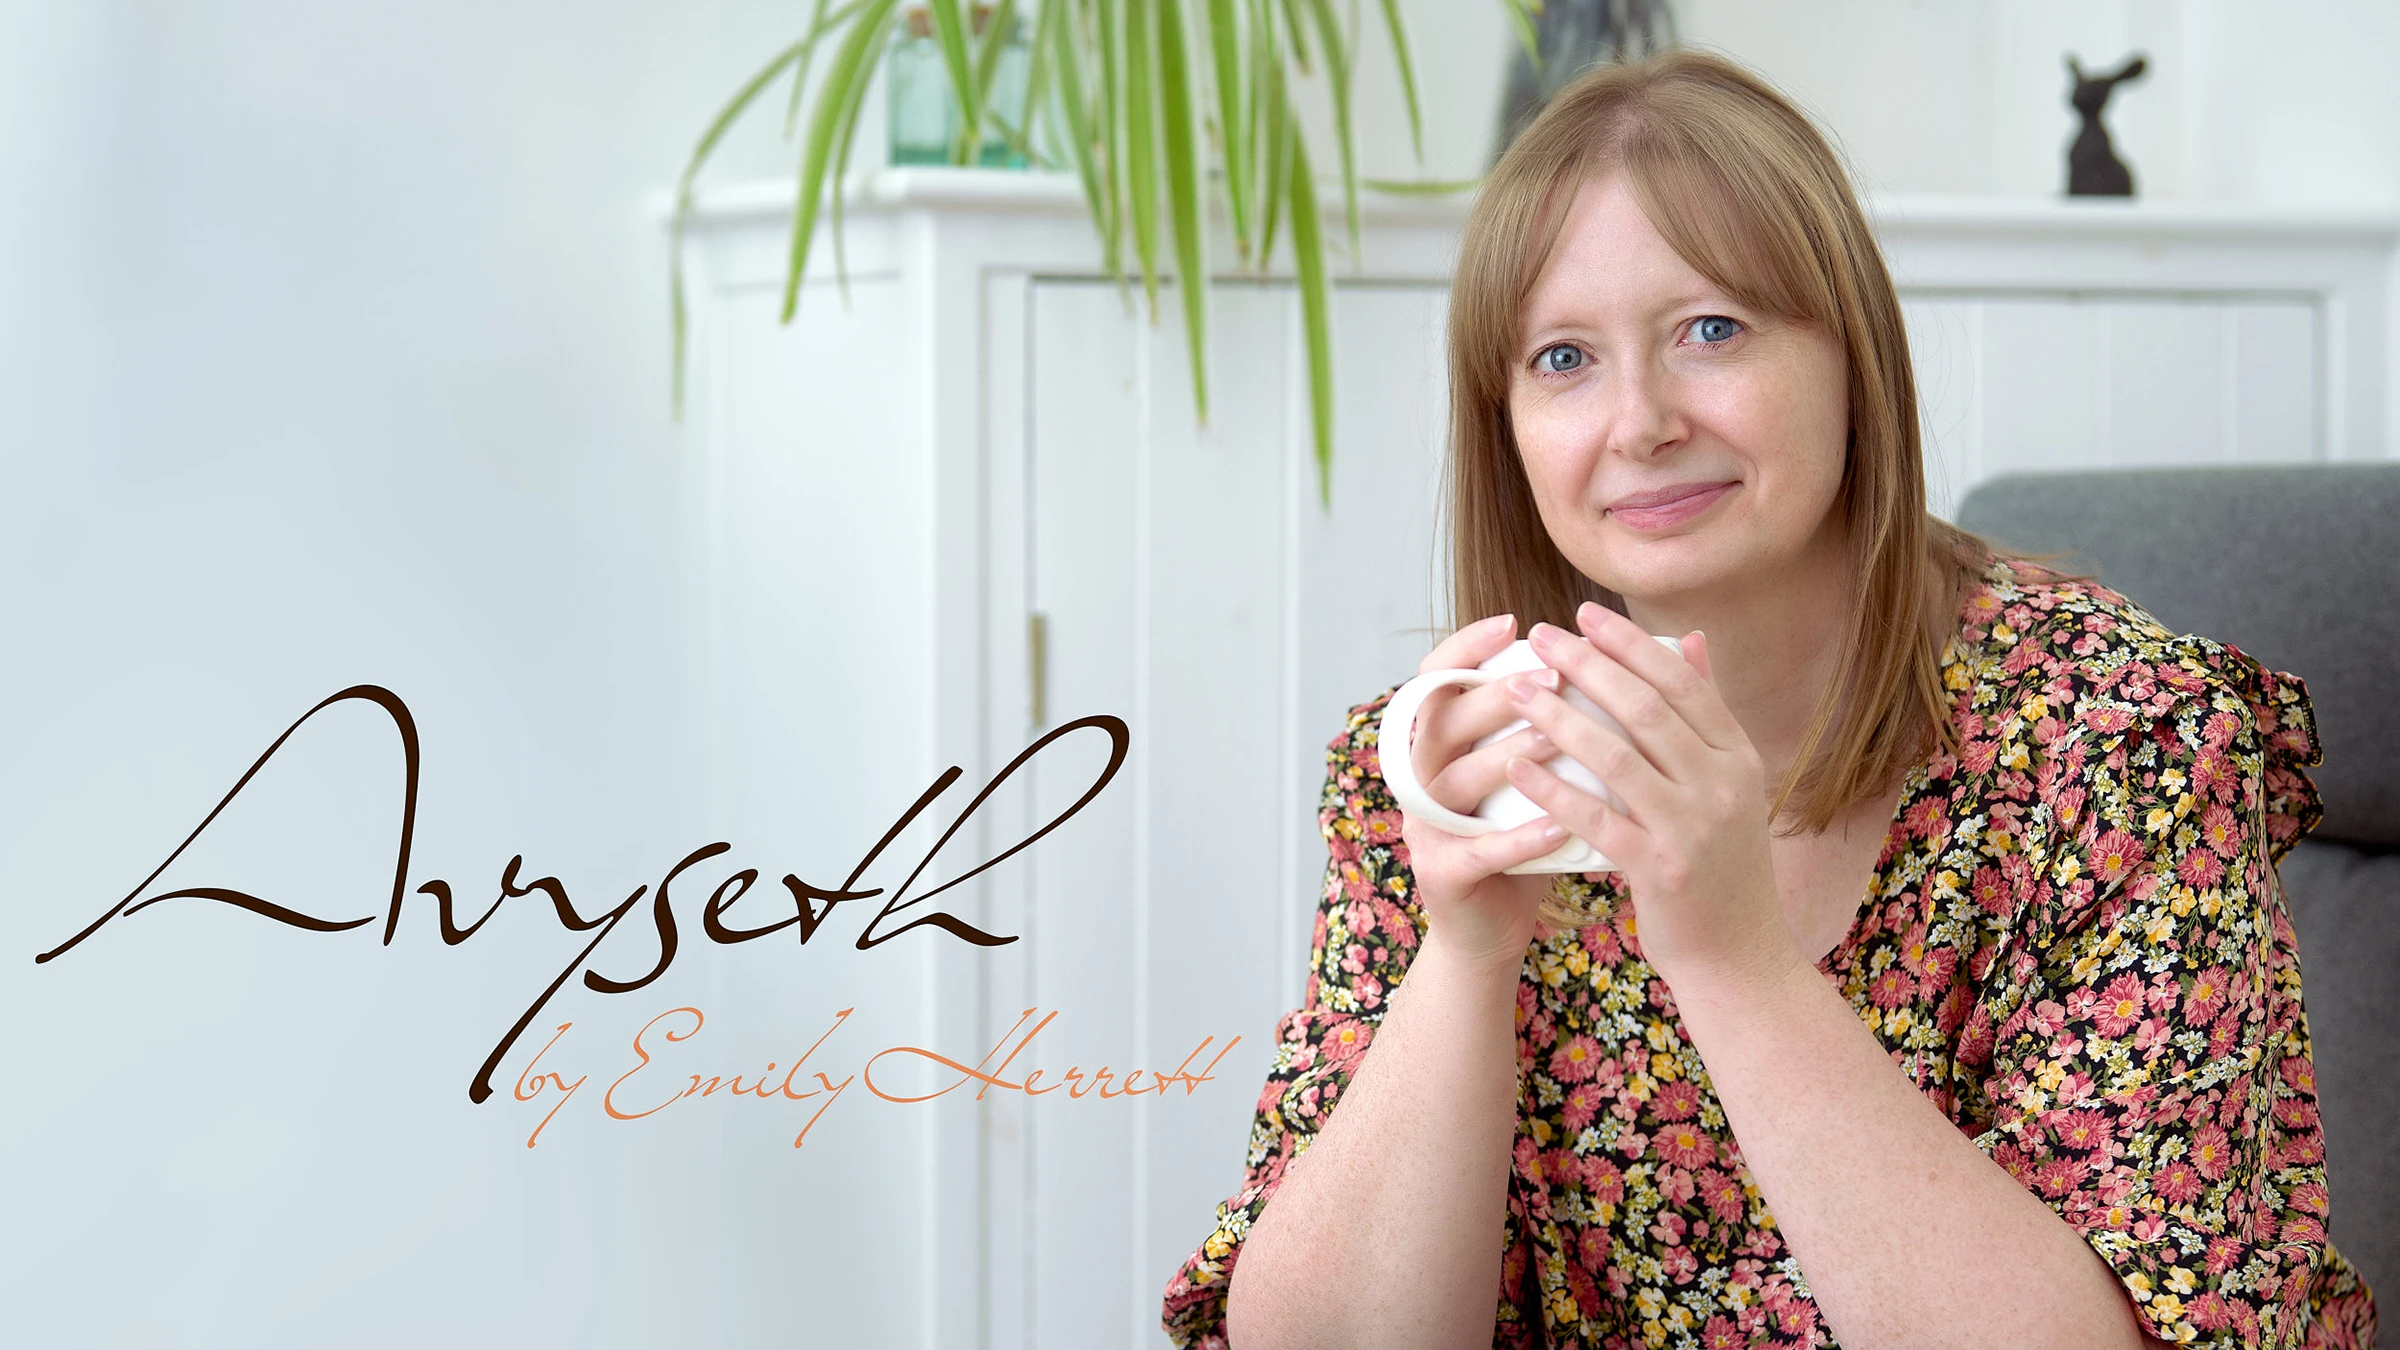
[1340,0,2400,207]
[2,2,2392,1347]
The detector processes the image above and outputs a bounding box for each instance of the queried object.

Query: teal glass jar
[888,3,1031,168]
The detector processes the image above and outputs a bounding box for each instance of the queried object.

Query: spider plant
[672,0,1544,505]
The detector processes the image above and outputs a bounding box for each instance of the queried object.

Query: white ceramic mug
[1376,634,1684,874]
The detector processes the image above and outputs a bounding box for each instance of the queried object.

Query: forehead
[1519,172,1727,332]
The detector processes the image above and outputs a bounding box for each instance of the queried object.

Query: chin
[1574,552,1728,605]
[1577,543,1741,605]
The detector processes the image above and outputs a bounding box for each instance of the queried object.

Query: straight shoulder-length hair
[1444,48,2004,855]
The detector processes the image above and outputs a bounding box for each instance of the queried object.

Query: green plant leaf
[1374,0,1422,164]
[1048,1,1111,260]
[1362,175,1480,195]
[1017,0,1057,157]
[964,0,1022,162]
[1285,121,1333,507]
[782,0,846,138]
[780,0,903,325]
[1249,0,1286,267]
[1093,0,1128,288]
[672,33,813,417]
[969,0,1017,112]
[1123,0,1161,320]
[1303,0,1360,260]
[1499,0,1541,73]
[983,110,1060,167]
[927,0,980,164]
[826,8,895,299]
[1277,0,1312,74]
[1157,0,1209,423]
[1205,0,1251,260]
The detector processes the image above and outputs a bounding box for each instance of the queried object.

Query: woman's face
[1507,173,1852,607]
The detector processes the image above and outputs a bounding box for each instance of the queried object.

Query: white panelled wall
[677,169,2398,1349]
[1873,198,2398,515]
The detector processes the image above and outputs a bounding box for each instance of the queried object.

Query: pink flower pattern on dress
[1160,558,2377,1348]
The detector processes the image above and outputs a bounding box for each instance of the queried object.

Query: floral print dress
[1162,556,2377,1349]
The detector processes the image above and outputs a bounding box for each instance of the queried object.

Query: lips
[1603,480,1736,532]
[1607,481,1736,513]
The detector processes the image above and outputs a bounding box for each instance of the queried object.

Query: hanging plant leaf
[1123,0,1163,321]
[926,0,982,163]
[1157,0,1210,421]
[674,0,1560,508]
[779,0,902,324]
[783,0,847,136]
[1302,0,1361,259]
[1498,0,1541,70]
[1205,0,1251,258]
[1049,2,1111,268]
[671,34,812,417]
[825,7,896,295]
[1091,0,1128,288]
[1251,0,1289,266]
[1285,120,1333,506]
[1362,175,1479,195]
[1374,0,1423,163]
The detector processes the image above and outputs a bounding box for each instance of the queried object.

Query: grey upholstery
[1956,464,2399,1301]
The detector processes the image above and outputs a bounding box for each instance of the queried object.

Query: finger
[1682,630,1713,684]
[1426,723,1553,813]
[1413,663,1558,776]
[1573,603,1746,751]
[1505,753,1642,851]
[1501,683,1669,823]
[1463,810,1576,877]
[1418,612,1518,676]
[1522,625,1708,782]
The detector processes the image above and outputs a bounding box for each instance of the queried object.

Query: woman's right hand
[1392,613,1572,970]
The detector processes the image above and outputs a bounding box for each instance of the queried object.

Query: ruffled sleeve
[1158,691,1434,1348]
[1962,624,2341,1348]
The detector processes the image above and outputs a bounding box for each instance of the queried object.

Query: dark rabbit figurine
[2066,53,2149,196]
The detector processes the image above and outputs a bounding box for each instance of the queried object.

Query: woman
[1160,49,2376,1350]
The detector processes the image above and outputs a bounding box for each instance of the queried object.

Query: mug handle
[1375,632,1686,845]
[1375,667,1509,837]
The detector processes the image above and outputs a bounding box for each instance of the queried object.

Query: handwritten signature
[35,685,1131,1105]
[512,1005,1243,1149]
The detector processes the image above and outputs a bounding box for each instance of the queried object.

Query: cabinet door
[1902,291,2323,519]
[1011,277,1450,1348]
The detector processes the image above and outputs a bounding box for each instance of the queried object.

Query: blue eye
[1535,344,1585,374]
[1691,315,1743,345]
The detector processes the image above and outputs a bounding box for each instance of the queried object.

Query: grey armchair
[1955,464,2400,1301]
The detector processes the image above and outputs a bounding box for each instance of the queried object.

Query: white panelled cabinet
[676,170,2397,1350]
[680,168,1463,1350]
[1873,197,2400,514]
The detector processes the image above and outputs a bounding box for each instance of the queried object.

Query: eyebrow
[1519,289,1740,343]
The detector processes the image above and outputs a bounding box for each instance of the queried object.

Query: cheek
[1506,393,1592,491]
[1706,365,1847,493]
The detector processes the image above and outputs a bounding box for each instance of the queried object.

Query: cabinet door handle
[1028,610,1048,729]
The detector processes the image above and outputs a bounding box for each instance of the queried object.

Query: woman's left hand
[1502,601,1800,994]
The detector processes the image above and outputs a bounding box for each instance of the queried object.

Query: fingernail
[1483,613,1515,632]
[1529,622,1559,647]
[1540,820,1567,842]
[1507,675,1547,702]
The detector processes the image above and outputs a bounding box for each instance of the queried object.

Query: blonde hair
[1443,50,2002,923]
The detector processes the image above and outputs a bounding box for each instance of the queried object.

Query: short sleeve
[1963,630,2337,1348]
[1159,691,1431,1349]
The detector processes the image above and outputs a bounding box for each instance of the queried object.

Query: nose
[1600,357,1683,463]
